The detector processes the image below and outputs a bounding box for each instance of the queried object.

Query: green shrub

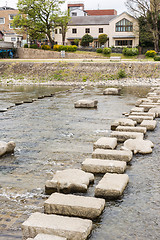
[103,47,111,55]
[118,69,127,78]
[145,50,157,57]
[30,44,38,49]
[41,45,51,50]
[24,43,28,48]
[53,45,77,52]
[154,55,160,61]
[96,48,103,53]
[122,47,139,56]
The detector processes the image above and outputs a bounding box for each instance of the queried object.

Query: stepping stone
[103,88,121,95]
[122,138,154,154]
[23,100,33,103]
[44,192,105,219]
[149,107,160,117]
[27,233,67,240]
[45,169,94,195]
[0,141,16,157]
[130,107,144,112]
[93,137,117,150]
[92,149,132,162]
[82,158,126,174]
[116,126,147,134]
[95,173,129,198]
[0,108,7,112]
[22,212,92,240]
[130,112,155,118]
[15,101,23,105]
[140,120,157,130]
[38,95,45,99]
[111,118,136,130]
[135,98,152,107]
[139,104,160,112]
[128,115,154,123]
[110,131,143,142]
[74,99,98,108]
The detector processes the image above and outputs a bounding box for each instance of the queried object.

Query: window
[59,29,62,34]
[116,18,133,32]
[9,23,13,29]
[11,37,16,42]
[9,14,16,20]
[0,17,5,24]
[99,28,103,33]
[85,28,90,33]
[55,29,58,34]
[115,40,132,46]
[72,12,77,16]
[72,28,77,34]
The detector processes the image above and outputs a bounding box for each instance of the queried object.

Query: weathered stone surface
[135,98,152,107]
[27,233,67,240]
[22,212,92,240]
[92,149,132,162]
[128,115,153,123]
[149,107,160,117]
[0,141,16,157]
[116,126,147,134]
[110,131,143,142]
[130,112,155,118]
[95,173,129,198]
[93,137,117,150]
[140,120,157,131]
[130,107,144,112]
[103,88,121,95]
[0,108,7,112]
[111,118,136,130]
[44,192,105,219]
[74,99,98,108]
[45,169,94,195]
[139,104,160,112]
[82,158,126,174]
[122,138,154,154]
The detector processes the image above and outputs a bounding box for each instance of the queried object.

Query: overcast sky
[0,0,127,15]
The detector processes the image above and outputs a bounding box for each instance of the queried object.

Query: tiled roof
[86,9,117,16]
[69,15,116,26]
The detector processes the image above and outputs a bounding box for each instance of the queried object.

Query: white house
[54,12,139,48]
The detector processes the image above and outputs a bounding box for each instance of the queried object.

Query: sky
[0,0,127,15]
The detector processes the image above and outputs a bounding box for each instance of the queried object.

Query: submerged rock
[103,88,121,95]
[0,141,16,157]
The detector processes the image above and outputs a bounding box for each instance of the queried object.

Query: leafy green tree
[12,0,64,46]
[54,11,71,45]
[80,34,93,47]
[138,16,154,47]
[98,34,108,46]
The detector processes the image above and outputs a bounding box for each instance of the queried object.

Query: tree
[125,0,160,52]
[138,16,154,47]
[98,34,108,46]
[12,0,64,46]
[80,34,93,47]
[54,11,71,45]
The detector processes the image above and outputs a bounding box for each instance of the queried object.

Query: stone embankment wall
[0,62,160,82]
[17,48,103,59]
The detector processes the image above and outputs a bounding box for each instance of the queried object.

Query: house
[54,12,139,48]
[0,6,24,47]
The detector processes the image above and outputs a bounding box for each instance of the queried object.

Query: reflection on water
[0,85,159,240]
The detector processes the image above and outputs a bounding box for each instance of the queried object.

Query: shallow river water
[0,85,159,240]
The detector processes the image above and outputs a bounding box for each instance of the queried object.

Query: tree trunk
[47,31,54,47]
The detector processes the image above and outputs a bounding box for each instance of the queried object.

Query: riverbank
[0,61,160,86]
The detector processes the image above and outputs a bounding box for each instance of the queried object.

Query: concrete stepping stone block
[139,104,160,112]
[92,149,132,162]
[93,137,117,150]
[0,108,7,112]
[122,138,154,154]
[44,192,105,219]
[111,118,136,130]
[15,101,23,105]
[130,112,155,118]
[130,107,144,112]
[110,131,143,142]
[82,158,126,174]
[149,107,160,117]
[128,115,154,123]
[22,212,92,240]
[135,98,152,107]
[116,126,147,134]
[74,99,98,108]
[103,88,121,95]
[0,141,16,157]
[45,169,94,195]
[140,120,157,131]
[95,173,129,198]
[27,233,67,240]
